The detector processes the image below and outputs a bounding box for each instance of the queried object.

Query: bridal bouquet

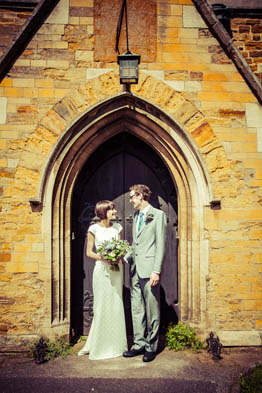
[97,239,131,271]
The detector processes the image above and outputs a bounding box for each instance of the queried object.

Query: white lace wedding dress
[78,222,127,360]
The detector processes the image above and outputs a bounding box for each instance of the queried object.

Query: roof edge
[0,0,60,83]
[192,0,262,105]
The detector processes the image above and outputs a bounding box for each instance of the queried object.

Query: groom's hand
[150,272,160,287]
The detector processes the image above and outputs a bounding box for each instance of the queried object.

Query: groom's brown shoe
[123,348,145,357]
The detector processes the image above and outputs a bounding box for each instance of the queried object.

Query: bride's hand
[98,254,111,265]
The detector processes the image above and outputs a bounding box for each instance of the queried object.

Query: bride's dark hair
[95,200,115,220]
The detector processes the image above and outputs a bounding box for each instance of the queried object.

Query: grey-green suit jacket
[128,205,167,279]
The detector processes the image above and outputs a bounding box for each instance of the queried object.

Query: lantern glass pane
[120,60,138,79]
[118,53,140,84]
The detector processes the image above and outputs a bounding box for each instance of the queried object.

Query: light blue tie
[138,212,144,232]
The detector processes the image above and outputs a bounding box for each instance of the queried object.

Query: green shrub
[166,321,203,352]
[30,336,72,362]
[239,365,262,393]
[45,337,72,361]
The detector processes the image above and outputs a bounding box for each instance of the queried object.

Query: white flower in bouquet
[97,238,131,271]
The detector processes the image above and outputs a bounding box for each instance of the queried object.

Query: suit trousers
[130,269,160,353]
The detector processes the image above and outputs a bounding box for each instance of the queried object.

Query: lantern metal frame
[117,50,141,85]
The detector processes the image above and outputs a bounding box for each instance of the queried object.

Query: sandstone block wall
[232,17,262,84]
[0,0,261,345]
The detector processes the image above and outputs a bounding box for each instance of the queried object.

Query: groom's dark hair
[95,200,115,219]
[130,184,151,201]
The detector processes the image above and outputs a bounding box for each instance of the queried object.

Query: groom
[123,184,167,362]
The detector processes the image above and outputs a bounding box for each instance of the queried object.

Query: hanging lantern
[116,1,141,85]
[117,51,141,84]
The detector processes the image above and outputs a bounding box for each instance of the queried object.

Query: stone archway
[43,99,215,337]
[13,71,227,338]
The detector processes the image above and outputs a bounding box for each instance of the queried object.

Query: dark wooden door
[71,133,178,337]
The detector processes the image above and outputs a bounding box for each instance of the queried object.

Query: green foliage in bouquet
[97,238,131,271]
[166,321,203,352]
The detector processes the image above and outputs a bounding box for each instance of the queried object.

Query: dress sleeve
[88,223,96,236]
[114,222,122,234]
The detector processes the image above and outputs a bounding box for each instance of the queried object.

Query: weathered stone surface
[34,126,59,145]
[165,70,189,81]
[0,97,7,124]
[0,274,44,335]
[54,97,79,122]
[136,74,184,113]
[190,122,216,148]
[18,152,46,172]
[0,297,15,304]
[94,0,157,62]
[173,101,199,126]
[47,0,69,25]
[217,331,262,346]
[40,110,67,134]
[232,17,262,83]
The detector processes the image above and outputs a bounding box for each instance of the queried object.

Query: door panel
[71,132,178,336]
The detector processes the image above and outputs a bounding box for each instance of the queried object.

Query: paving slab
[0,343,261,393]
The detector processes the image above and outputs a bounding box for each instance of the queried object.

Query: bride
[78,200,128,360]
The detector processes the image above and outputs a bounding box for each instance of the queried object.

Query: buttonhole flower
[145,213,154,224]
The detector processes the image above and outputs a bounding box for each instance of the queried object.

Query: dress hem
[89,352,125,361]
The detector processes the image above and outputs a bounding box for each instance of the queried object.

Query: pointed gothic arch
[15,71,227,338]
[35,92,216,337]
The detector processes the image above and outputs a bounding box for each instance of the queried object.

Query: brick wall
[232,17,262,84]
[0,9,32,59]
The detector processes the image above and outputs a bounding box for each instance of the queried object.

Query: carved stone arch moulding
[16,70,227,337]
